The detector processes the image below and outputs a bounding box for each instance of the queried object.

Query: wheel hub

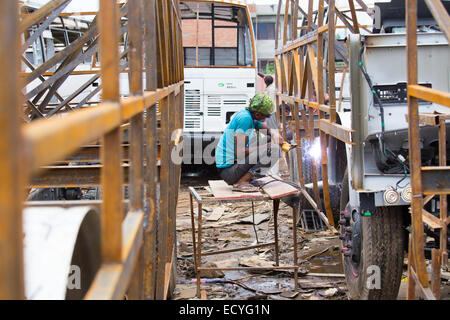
[340,203,362,275]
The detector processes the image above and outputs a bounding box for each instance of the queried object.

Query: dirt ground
[173,168,347,301]
[172,167,450,301]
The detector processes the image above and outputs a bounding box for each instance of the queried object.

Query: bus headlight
[384,189,400,205]
[401,187,412,203]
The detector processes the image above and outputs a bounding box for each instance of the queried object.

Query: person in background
[258,72,276,104]
[265,103,293,142]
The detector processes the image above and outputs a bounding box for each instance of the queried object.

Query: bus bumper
[182,132,221,165]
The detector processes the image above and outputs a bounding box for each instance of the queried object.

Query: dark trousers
[218,144,280,185]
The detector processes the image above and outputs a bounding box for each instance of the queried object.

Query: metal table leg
[189,193,197,269]
[293,206,299,291]
[196,201,203,297]
[273,199,280,266]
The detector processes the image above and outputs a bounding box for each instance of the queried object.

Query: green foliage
[265,62,275,75]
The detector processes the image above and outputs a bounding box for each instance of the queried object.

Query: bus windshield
[181,1,254,67]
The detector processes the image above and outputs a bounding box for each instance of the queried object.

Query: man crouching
[215,93,284,190]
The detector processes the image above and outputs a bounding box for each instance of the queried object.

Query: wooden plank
[206,207,224,221]
[257,176,299,199]
[208,180,264,200]
[422,209,442,230]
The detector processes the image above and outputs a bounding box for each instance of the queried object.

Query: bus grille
[185,89,201,116]
[207,95,221,116]
[184,89,201,129]
[184,119,201,129]
[223,99,247,106]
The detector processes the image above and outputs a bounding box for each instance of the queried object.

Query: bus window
[181,2,254,67]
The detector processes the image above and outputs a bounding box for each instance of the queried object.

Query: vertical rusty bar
[328,0,336,123]
[406,0,429,291]
[128,0,144,212]
[308,0,313,30]
[293,102,304,187]
[431,248,441,299]
[273,199,280,266]
[348,0,360,34]
[317,0,334,226]
[170,0,182,295]
[196,202,203,297]
[156,95,169,300]
[165,1,177,280]
[407,235,416,300]
[167,92,176,270]
[190,193,198,269]
[155,0,165,88]
[142,0,158,300]
[99,0,122,263]
[155,0,171,299]
[127,0,144,300]
[275,0,283,51]
[283,0,290,45]
[439,117,448,267]
[292,0,299,40]
[158,0,170,87]
[292,206,298,291]
[0,0,25,300]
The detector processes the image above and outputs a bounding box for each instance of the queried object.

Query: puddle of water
[308,248,344,274]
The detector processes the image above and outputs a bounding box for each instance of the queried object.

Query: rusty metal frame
[1,0,184,300]
[275,0,366,230]
[406,0,450,300]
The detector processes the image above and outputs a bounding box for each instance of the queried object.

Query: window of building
[253,22,275,40]
[258,59,275,74]
[181,3,254,67]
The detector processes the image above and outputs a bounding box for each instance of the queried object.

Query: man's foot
[234,172,253,185]
[232,183,260,193]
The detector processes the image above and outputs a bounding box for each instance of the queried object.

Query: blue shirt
[215,109,263,168]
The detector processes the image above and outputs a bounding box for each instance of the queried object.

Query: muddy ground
[172,166,450,300]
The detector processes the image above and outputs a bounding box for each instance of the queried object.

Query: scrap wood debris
[175,185,347,300]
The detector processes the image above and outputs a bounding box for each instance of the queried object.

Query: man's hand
[269,128,284,145]
[260,122,284,145]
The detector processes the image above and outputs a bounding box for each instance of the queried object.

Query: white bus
[22,0,257,164]
[180,0,257,164]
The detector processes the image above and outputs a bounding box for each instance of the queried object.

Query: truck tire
[340,169,405,300]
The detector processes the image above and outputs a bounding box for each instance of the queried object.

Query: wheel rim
[341,203,363,277]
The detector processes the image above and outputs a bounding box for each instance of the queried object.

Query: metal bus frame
[1,0,184,300]
[275,0,450,300]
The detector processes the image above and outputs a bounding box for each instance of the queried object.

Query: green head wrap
[247,93,274,116]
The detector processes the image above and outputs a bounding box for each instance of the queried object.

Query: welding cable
[358,44,387,155]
